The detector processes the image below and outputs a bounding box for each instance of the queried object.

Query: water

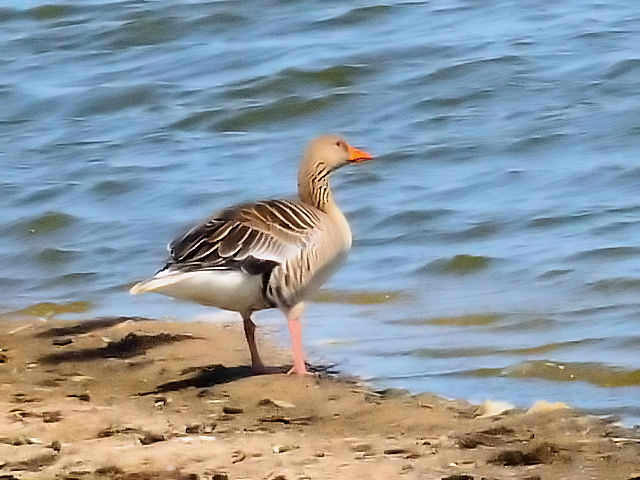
[2,1,640,424]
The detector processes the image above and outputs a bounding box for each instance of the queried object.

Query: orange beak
[347,143,373,163]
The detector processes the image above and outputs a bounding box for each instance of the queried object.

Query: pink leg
[286,303,311,376]
[242,313,266,373]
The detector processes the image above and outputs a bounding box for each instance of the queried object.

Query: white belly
[130,269,266,314]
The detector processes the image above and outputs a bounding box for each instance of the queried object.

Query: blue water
[2,1,640,424]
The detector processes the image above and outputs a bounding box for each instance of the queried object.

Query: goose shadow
[140,362,340,395]
[36,316,152,338]
[38,331,198,364]
[139,364,281,395]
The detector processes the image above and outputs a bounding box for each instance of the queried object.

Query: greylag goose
[130,135,373,375]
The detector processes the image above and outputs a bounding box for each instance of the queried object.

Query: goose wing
[165,199,323,275]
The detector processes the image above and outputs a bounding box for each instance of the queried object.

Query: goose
[130,135,373,375]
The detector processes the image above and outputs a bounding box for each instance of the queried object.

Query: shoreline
[1,315,639,479]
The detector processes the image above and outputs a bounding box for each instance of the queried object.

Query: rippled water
[2,1,640,424]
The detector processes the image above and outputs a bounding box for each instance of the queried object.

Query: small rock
[138,431,165,445]
[50,440,62,452]
[526,400,569,415]
[272,444,296,453]
[67,393,91,402]
[185,424,201,434]
[442,475,474,480]
[401,463,414,473]
[212,473,228,480]
[184,422,217,434]
[231,450,246,464]
[259,415,291,424]
[474,400,515,418]
[42,411,62,423]
[351,442,373,453]
[223,405,244,414]
[384,447,409,455]
[52,338,73,346]
[257,398,296,409]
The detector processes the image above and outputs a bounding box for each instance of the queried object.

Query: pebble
[384,447,409,455]
[259,415,291,424]
[42,411,62,423]
[231,450,246,464]
[351,442,374,453]
[223,405,243,414]
[401,463,414,473]
[185,423,216,434]
[137,431,165,445]
[257,398,296,409]
[526,400,569,415]
[474,400,515,418]
[153,396,168,407]
[67,393,91,402]
[272,444,296,453]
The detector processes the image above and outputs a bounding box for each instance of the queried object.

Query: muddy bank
[1,316,639,479]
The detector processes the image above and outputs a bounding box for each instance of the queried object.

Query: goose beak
[347,144,373,163]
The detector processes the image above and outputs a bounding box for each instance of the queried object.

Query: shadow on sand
[140,364,283,395]
[36,316,152,338]
[141,362,340,395]
[38,331,198,364]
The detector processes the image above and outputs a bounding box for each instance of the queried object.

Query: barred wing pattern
[164,199,332,308]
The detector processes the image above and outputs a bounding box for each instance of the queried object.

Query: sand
[1,315,639,479]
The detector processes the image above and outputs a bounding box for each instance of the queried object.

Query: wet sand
[1,315,639,479]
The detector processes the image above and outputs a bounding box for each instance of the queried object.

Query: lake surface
[2,1,640,424]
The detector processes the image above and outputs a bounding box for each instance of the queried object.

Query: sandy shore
[1,315,639,480]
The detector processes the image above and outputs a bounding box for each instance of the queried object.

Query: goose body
[131,135,373,375]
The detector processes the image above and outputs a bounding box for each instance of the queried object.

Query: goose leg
[242,313,266,373]
[286,302,310,375]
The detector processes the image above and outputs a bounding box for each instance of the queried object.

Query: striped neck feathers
[298,160,334,213]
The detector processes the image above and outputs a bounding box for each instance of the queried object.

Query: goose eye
[335,140,346,150]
